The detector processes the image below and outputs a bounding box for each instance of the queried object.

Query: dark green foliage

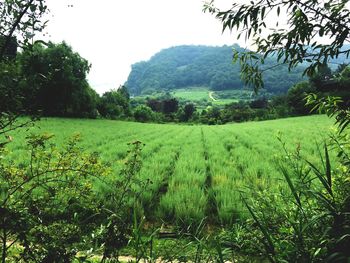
[126,45,306,95]
[162,98,179,115]
[0,134,106,262]
[309,64,333,91]
[240,135,350,262]
[0,0,48,154]
[18,42,97,118]
[0,61,22,114]
[146,98,163,112]
[133,105,155,122]
[334,66,350,108]
[146,97,179,115]
[98,86,130,119]
[287,81,315,115]
[0,36,17,60]
[183,103,196,121]
[249,97,268,109]
[0,0,48,62]
[204,0,350,92]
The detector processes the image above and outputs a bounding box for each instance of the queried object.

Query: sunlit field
[170,87,248,106]
[8,115,333,226]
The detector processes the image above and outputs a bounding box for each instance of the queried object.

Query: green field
[171,88,211,101]
[8,115,333,226]
[171,87,250,106]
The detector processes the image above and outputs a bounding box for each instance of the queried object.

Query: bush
[239,132,350,262]
[0,133,106,262]
[133,105,154,122]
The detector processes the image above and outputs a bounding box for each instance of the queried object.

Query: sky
[42,0,244,94]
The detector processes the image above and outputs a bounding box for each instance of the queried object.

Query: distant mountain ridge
[125,44,315,95]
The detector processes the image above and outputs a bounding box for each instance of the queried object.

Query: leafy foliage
[0,133,106,262]
[126,45,306,95]
[0,0,48,61]
[18,42,98,118]
[133,105,155,122]
[98,86,130,119]
[204,0,350,92]
[306,94,350,133]
[241,134,350,262]
[0,0,48,144]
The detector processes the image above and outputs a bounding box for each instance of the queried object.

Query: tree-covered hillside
[126,44,307,95]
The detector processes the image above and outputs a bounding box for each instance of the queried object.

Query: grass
[170,87,252,106]
[136,87,253,107]
[212,98,240,105]
[171,87,211,101]
[7,115,334,227]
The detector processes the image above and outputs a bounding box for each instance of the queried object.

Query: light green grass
[171,87,252,106]
[136,87,252,106]
[171,87,211,101]
[6,115,334,226]
[212,98,240,105]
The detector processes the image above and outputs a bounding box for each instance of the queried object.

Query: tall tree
[19,42,96,117]
[0,0,48,62]
[0,0,48,137]
[98,87,130,119]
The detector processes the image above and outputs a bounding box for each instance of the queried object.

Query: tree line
[126,62,350,125]
[2,39,350,125]
[126,45,307,95]
[1,41,132,119]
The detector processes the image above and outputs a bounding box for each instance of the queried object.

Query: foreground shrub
[240,132,350,262]
[0,133,106,262]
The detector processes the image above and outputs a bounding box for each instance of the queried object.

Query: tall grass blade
[241,195,275,260]
[280,165,302,208]
[305,160,333,197]
[324,144,333,197]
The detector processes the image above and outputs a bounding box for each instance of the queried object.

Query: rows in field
[134,116,333,225]
[7,116,333,227]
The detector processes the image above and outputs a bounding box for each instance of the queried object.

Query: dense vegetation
[7,115,330,225]
[126,45,307,95]
[0,41,132,119]
[3,115,334,260]
[1,0,349,262]
[127,64,350,125]
[2,40,349,127]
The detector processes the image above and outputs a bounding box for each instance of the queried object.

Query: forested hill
[125,44,306,96]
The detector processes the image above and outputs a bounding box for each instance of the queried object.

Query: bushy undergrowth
[6,116,332,228]
[228,131,350,262]
[1,115,348,262]
[0,127,148,262]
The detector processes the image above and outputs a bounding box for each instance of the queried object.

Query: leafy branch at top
[204,0,350,92]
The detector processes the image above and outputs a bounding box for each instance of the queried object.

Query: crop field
[171,87,253,107]
[7,115,333,226]
[171,87,212,102]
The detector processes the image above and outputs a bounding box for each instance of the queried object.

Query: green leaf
[306,160,333,197]
[261,6,266,19]
[324,144,332,195]
[241,196,275,256]
[280,165,302,208]
[30,4,36,12]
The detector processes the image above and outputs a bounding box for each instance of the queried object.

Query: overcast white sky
[42,0,245,94]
